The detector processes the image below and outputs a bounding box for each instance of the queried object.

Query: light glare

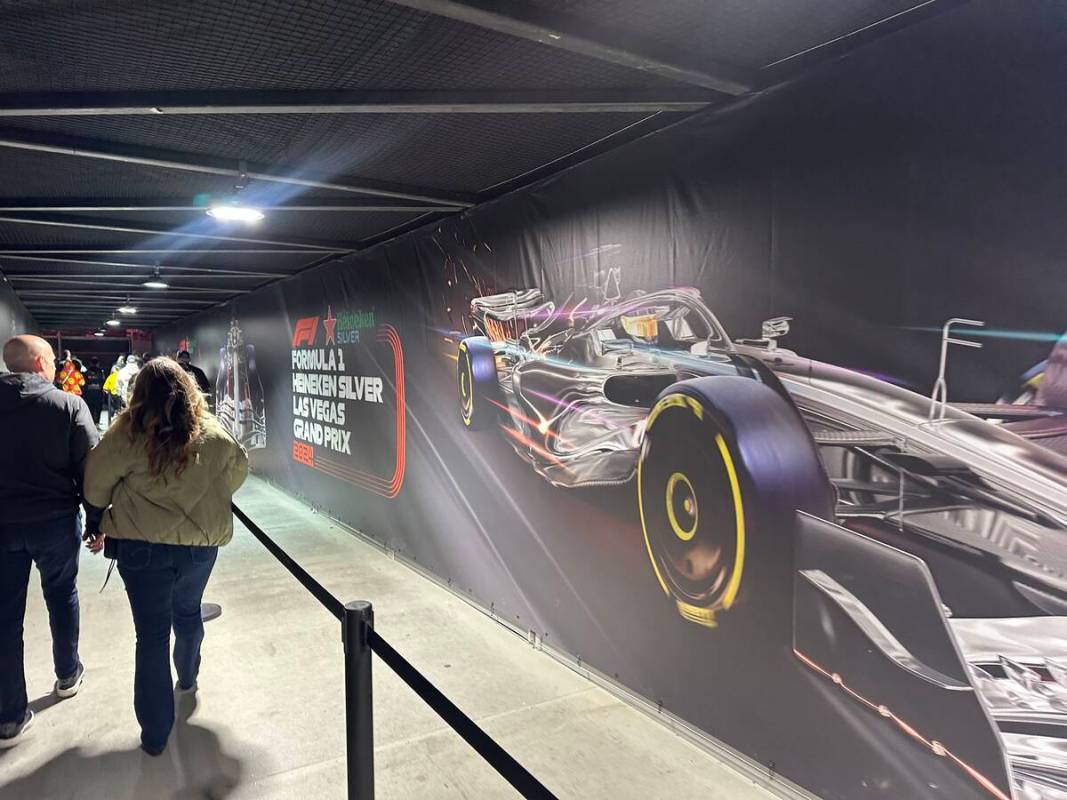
[207,204,264,224]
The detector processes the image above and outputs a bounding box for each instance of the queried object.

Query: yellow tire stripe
[638,393,747,618]
[638,441,670,596]
[459,343,473,426]
[715,433,745,610]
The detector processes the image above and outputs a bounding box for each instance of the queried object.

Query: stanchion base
[201,602,222,622]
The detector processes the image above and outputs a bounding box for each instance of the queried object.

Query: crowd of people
[0,335,246,757]
[46,348,211,431]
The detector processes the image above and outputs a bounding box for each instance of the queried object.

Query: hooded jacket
[0,372,100,527]
[115,362,140,402]
[84,413,248,546]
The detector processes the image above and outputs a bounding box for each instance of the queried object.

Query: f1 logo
[291,317,320,347]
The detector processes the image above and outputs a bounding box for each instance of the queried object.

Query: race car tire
[637,375,833,628]
[458,336,498,430]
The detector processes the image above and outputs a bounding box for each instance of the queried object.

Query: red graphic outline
[300,324,406,499]
[794,649,1011,800]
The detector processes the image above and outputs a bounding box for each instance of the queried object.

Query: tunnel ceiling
[0,0,967,333]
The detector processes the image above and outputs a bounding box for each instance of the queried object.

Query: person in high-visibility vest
[103,355,125,423]
[58,358,85,396]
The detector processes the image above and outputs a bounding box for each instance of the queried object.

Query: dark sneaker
[55,663,85,698]
[0,710,34,745]
[140,738,165,757]
[175,680,198,696]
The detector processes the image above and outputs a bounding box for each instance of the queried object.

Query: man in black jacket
[0,335,100,744]
[82,356,105,427]
[177,350,211,395]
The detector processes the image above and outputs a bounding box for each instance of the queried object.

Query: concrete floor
[0,476,782,800]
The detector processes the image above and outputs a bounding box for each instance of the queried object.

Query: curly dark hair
[124,357,206,477]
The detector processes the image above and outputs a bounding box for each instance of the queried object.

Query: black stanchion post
[343,601,375,800]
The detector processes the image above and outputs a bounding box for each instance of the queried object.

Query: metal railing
[232,504,558,800]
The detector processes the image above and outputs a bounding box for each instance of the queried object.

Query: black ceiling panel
[7,209,423,248]
[2,111,659,193]
[0,149,242,201]
[0,0,680,93]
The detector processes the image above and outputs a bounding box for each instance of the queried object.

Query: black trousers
[84,389,104,425]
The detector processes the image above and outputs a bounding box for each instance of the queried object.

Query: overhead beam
[0,199,459,213]
[35,317,181,322]
[23,303,206,312]
[0,213,348,252]
[0,88,719,116]
[0,254,287,277]
[18,292,221,303]
[34,315,183,321]
[479,111,669,196]
[380,0,753,95]
[0,248,325,255]
[20,295,214,304]
[7,272,272,281]
[759,0,971,83]
[24,299,191,306]
[8,276,259,290]
[24,300,199,308]
[30,305,184,312]
[28,308,187,316]
[0,129,477,207]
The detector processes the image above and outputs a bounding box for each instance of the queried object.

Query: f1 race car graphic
[457,286,1067,800]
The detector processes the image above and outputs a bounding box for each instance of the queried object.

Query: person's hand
[85,533,106,554]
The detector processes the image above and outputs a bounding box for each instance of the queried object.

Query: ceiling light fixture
[94,331,105,337]
[143,267,168,290]
[207,202,264,224]
[118,305,137,315]
[106,319,121,327]
[208,164,264,223]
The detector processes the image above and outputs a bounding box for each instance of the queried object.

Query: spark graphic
[487,397,569,446]
[498,424,570,469]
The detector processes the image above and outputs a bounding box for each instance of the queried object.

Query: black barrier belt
[367,629,559,800]
[232,503,345,621]
[233,503,558,800]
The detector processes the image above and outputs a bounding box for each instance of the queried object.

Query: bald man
[0,335,100,744]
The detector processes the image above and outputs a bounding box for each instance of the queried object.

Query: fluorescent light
[142,279,168,289]
[207,203,264,224]
[118,306,137,314]
[106,319,121,327]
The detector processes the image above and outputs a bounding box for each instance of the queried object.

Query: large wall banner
[159,7,1067,798]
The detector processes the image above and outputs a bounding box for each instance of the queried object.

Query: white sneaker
[0,710,34,746]
[55,663,85,699]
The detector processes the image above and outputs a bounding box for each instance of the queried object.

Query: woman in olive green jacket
[84,357,247,756]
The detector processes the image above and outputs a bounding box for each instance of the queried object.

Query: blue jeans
[116,540,218,749]
[0,514,82,723]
